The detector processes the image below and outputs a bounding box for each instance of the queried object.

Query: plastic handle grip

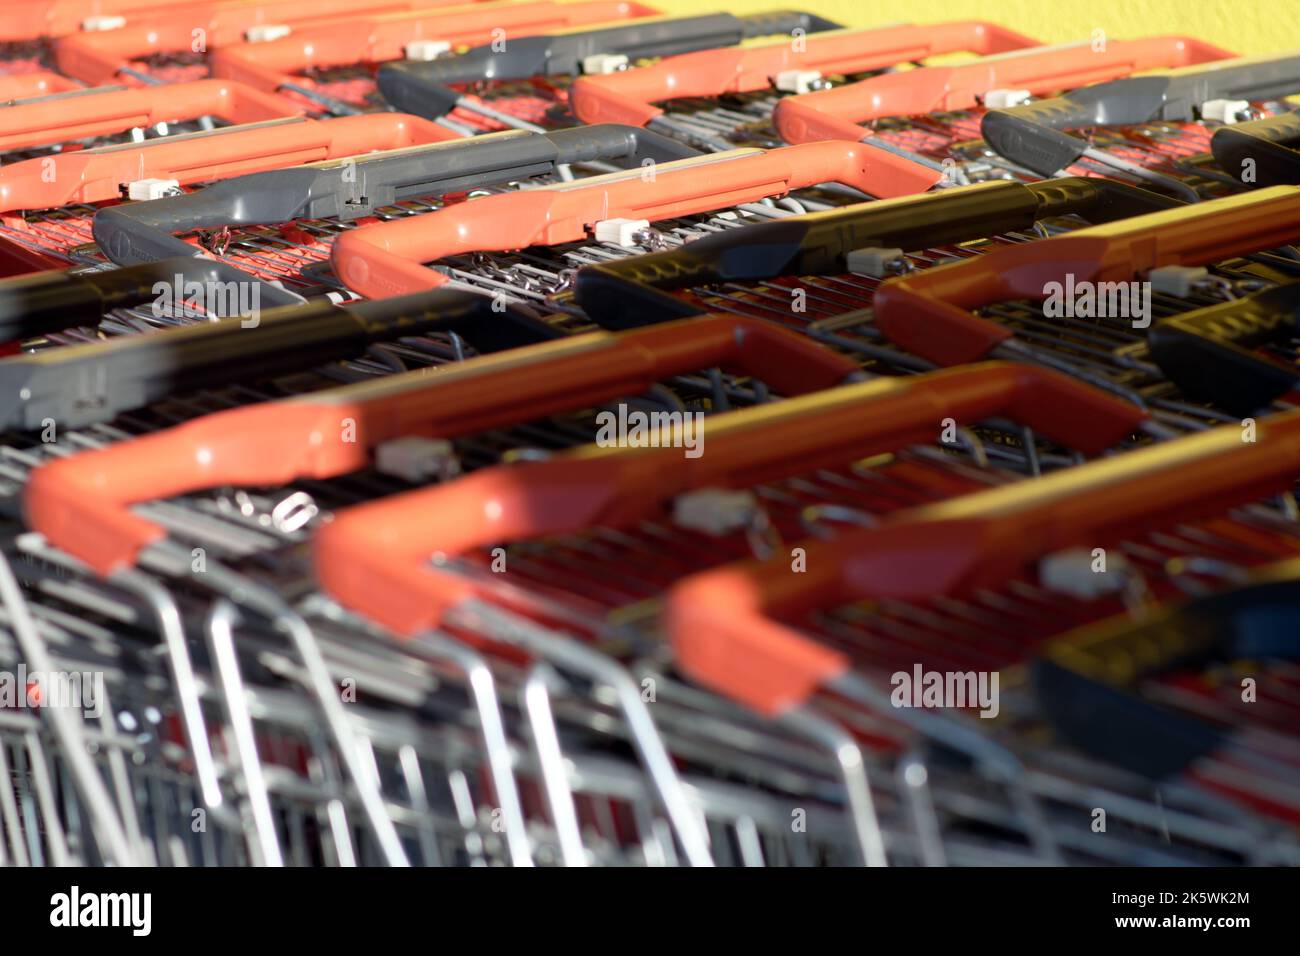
[1212,110,1300,189]
[982,51,1300,175]
[310,362,1146,638]
[774,36,1230,146]
[1147,281,1300,415]
[90,123,698,270]
[52,0,426,84]
[872,186,1300,366]
[375,12,754,121]
[667,407,1300,715]
[0,79,301,153]
[0,256,299,341]
[24,313,858,575]
[576,177,1180,329]
[569,21,1045,127]
[0,113,458,215]
[980,76,1173,175]
[332,142,943,299]
[0,72,81,100]
[2,0,188,41]
[209,0,660,93]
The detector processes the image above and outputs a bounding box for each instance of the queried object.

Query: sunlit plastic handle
[774,35,1232,144]
[333,141,942,299]
[873,186,1300,366]
[668,407,1300,715]
[312,362,1146,638]
[25,312,857,575]
[569,20,1043,126]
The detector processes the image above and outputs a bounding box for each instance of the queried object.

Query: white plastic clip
[581,53,630,75]
[405,40,452,61]
[983,89,1032,109]
[774,70,824,95]
[245,24,292,43]
[594,218,651,248]
[1039,548,1131,600]
[673,489,759,536]
[846,247,906,279]
[1148,265,1209,298]
[1200,99,1250,124]
[126,178,182,201]
[82,14,127,31]
[375,437,461,484]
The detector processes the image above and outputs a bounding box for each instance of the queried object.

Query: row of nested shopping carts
[0,0,1298,867]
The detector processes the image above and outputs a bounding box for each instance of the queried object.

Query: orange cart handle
[0,113,457,214]
[24,312,858,575]
[311,362,1147,638]
[0,72,83,100]
[872,186,1300,366]
[0,79,301,154]
[569,20,1043,126]
[332,141,942,299]
[668,407,1300,715]
[52,0,429,84]
[774,35,1232,144]
[209,0,660,92]
[1,0,189,41]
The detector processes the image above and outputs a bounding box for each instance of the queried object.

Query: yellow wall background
[653,1,1300,56]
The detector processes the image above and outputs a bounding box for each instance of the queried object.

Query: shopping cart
[207,1,675,119]
[980,50,1300,192]
[662,406,1300,838]
[0,6,1297,870]
[371,10,843,131]
[52,0,450,87]
[869,186,1300,404]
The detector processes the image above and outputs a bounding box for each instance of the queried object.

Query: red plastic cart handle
[774,36,1232,145]
[0,72,83,100]
[209,0,660,93]
[0,79,302,154]
[0,112,457,214]
[569,20,1042,127]
[332,142,943,299]
[872,185,1300,367]
[24,313,858,576]
[667,407,1300,715]
[0,0,194,41]
[310,362,1147,638]
[52,0,441,85]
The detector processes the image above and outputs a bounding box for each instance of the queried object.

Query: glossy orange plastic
[332,142,944,299]
[53,0,440,85]
[774,36,1232,145]
[0,113,457,214]
[570,21,1041,127]
[872,186,1300,366]
[209,0,660,93]
[0,79,301,154]
[24,314,858,575]
[0,72,83,100]
[0,0,197,41]
[310,363,1148,638]
[668,408,1300,715]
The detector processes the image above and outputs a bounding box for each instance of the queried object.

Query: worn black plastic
[1212,109,1300,188]
[982,52,1300,176]
[1033,557,1300,778]
[1147,281,1300,415]
[0,289,561,431]
[0,257,304,340]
